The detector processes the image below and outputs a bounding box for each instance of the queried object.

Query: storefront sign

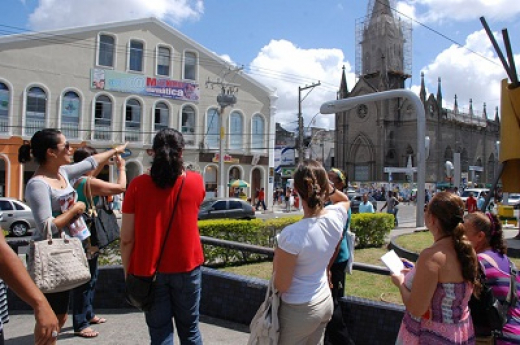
[91,69,199,101]
[212,153,239,164]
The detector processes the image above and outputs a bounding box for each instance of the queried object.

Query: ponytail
[150,128,184,189]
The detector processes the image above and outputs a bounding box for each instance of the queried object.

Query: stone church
[334,0,500,185]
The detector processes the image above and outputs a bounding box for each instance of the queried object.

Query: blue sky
[2,0,520,130]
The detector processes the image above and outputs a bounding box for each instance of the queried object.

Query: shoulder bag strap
[153,175,186,276]
[86,177,98,217]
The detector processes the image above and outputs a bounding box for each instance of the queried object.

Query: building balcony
[124,127,140,142]
[0,117,8,134]
[61,121,79,139]
[94,124,112,141]
[24,118,45,137]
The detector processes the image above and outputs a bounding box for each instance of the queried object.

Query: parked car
[347,192,378,214]
[198,198,256,220]
[508,193,520,209]
[0,197,36,237]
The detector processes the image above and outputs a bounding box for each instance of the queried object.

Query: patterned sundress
[395,267,475,344]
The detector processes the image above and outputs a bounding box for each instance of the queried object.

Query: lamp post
[321,89,426,227]
[308,129,326,160]
[217,91,237,198]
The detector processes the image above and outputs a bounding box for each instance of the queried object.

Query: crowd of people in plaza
[0,127,519,345]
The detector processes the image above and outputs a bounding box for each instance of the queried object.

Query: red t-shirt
[467,197,477,213]
[258,190,265,201]
[122,171,205,276]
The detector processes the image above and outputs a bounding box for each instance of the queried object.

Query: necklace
[35,170,67,189]
[435,234,451,243]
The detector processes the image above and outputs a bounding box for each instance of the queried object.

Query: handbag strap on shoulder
[86,177,98,217]
[154,175,186,275]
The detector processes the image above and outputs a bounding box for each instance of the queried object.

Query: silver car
[0,197,36,237]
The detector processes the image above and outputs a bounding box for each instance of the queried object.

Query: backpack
[469,253,518,337]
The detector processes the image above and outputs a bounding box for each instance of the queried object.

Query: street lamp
[308,129,326,160]
[321,89,426,228]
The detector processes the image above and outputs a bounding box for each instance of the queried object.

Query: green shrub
[198,219,267,265]
[98,212,393,267]
[350,213,394,248]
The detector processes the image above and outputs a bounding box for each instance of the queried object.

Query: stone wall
[7,265,405,345]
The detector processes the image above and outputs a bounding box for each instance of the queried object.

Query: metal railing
[61,121,79,139]
[94,124,111,141]
[25,118,45,136]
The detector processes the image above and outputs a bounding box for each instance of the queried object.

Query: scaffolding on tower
[355,0,412,79]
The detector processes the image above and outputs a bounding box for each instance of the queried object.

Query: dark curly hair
[464,212,507,255]
[150,128,184,189]
[293,160,328,210]
[428,192,479,287]
[18,128,61,164]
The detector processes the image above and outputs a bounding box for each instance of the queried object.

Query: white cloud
[27,0,204,31]
[420,29,515,118]
[401,0,520,23]
[396,1,416,22]
[248,39,356,130]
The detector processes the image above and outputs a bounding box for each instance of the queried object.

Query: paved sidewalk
[4,310,250,345]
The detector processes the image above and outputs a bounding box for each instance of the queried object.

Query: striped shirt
[0,279,9,333]
[479,250,520,345]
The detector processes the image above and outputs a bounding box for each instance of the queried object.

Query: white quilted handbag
[27,219,91,293]
[248,277,280,345]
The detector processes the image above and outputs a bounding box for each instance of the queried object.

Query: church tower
[357,0,411,90]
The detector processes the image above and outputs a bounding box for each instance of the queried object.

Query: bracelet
[328,187,336,196]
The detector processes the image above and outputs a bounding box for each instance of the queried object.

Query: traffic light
[500,79,520,192]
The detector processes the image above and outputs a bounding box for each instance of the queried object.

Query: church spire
[495,106,500,123]
[338,65,349,99]
[454,94,459,114]
[483,103,487,119]
[469,98,474,117]
[436,77,443,109]
[420,72,426,103]
[370,0,393,20]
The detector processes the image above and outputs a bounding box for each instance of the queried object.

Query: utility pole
[206,67,242,198]
[298,82,321,162]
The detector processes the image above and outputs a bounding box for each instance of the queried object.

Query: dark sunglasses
[61,141,70,150]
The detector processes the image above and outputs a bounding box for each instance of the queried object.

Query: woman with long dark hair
[464,212,520,344]
[18,128,127,338]
[392,192,479,344]
[274,160,350,344]
[120,128,205,345]
[70,146,127,338]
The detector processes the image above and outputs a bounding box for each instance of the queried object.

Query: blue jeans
[145,267,203,345]
[72,255,99,332]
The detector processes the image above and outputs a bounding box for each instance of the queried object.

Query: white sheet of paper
[381,250,405,275]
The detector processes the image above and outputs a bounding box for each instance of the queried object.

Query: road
[8,203,520,243]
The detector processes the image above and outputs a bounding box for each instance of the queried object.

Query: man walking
[255,187,267,211]
[380,191,399,227]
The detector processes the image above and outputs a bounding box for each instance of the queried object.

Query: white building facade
[0,18,277,203]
